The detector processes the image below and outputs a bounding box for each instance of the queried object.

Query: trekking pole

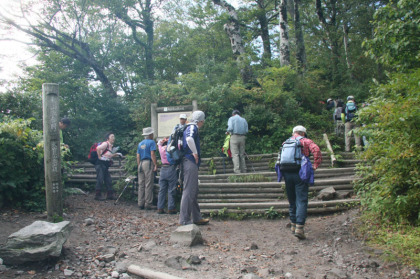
[244,152,256,173]
[114,175,136,205]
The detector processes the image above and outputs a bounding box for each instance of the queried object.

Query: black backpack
[345,102,357,121]
[167,125,187,164]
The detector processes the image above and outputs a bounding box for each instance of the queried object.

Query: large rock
[317,186,336,201]
[0,220,72,265]
[170,224,203,246]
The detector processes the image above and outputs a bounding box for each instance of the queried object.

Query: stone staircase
[67,151,360,215]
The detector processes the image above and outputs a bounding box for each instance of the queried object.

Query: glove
[116,153,123,157]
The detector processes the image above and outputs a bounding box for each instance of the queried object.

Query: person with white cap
[137,127,158,210]
[326,98,335,111]
[278,125,322,239]
[179,110,209,226]
[226,109,248,174]
[344,95,361,152]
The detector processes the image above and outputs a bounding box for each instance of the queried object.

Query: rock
[241,266,258,274]
[326,268,348,279]
[243,274,261,279]
[164,256,194,271]
[0,220,72,265]
[170,224,203,247]
[187,255,201,265]
[285,272,293,278]
[63,269,74,276]
[141,240,157,251]
[121,273,131,279]
[336,191,352,199]
[250,243,258,250]
[317,187,336,201]
[98,254,115,263]
[115,260,130,273]
[0,265,6,271]
[111,271,119,278]
[84,218,94,226]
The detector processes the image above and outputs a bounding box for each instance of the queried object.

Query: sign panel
[157,111,191,138]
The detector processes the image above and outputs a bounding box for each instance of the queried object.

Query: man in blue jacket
[179,110,209,226]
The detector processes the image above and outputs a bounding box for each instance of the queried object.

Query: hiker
[95,132,122,200]
[179,110,209,226]
[156,137,178,214]
[343,96,362,152]
[226,110,248,174]
[276,125,322,239]
[326,98,335,111]
[173,113,188,133]
[333,100,345,136]
[137,127,158,210]
[59,117,71,149]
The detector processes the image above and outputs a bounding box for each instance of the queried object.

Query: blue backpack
[278,136,303,171]
[345,102,357,121]
[166,125,186,164]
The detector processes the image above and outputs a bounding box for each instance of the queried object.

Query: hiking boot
[194,218,209,225]
[291,223,296,235]
[139,205,145,210]
[106,191,116,200]
[94,190,105,201]
[157,209,165,214]
[294,225,306,240]
[168,209,177,215]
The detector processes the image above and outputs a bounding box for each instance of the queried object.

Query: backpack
[334,107,343,120]
[278,136,303,171]
[345,102,357,121]
[166,125,187,164]
[88,142,110,165]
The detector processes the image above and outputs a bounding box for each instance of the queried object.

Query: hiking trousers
[138,160,154,208]
[345,122,361,152]
[94,162,113,191]
[157,165,177,211]
[283,171,309,225]
[230,134,247,174]
[179,159,203,225]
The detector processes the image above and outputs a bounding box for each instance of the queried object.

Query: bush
[0,116,45,210]
[355,69,420,225]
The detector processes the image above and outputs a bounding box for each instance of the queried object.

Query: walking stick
[114,175,136,205]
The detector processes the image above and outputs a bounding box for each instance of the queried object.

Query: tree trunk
[294,0,306,71]
[212,0,260,87]
[256,0,272,66]
[279,0,290,66]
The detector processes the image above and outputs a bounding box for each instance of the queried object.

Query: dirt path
[0,194,415,279]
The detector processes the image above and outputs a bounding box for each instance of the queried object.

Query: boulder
[317,187,336,201]
[0,220,72,265]
[170,224,203,247]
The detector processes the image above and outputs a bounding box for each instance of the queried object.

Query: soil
[0,194,417,279]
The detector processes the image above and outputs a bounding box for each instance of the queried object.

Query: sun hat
[190,110,205,123]
[179,113,187,119]
[142,127,154,136]
[293,125,307,134]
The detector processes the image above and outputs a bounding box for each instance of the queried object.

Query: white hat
[347,95,355,100]
[179,114,187,119]
[293,125,306,134]
[142,127,154,136]
[190,110,205,123]
[327,98,332,103]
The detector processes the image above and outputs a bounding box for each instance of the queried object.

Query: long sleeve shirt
[157,140,170,165]
[227,115,248,135]
[297,136,322,170]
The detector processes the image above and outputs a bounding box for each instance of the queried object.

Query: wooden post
[42,83,63,221]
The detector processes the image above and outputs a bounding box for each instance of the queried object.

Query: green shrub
[0,117,45,210]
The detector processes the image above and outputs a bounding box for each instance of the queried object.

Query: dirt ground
[0,193,417,279]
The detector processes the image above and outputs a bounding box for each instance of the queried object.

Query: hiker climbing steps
[68,150,360,215]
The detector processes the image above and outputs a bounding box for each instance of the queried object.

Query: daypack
[278,136,303,171]
[333,107,343,120]
[88,142,110,165]
[166,125,187,164]
[345,102,357,121]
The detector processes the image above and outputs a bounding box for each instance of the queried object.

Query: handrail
[323,133,337,167]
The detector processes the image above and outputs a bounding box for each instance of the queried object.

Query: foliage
[355,69,420,225]
[357,212,420,268]
[0,117,45,210]
[264,206,282,219]
[363,0,420,71]
[227,174,271,183]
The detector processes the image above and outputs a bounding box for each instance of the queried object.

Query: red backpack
[88,142,110,164]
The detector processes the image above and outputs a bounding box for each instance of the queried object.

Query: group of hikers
[88,108,327,240]
[326,95,365,152]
